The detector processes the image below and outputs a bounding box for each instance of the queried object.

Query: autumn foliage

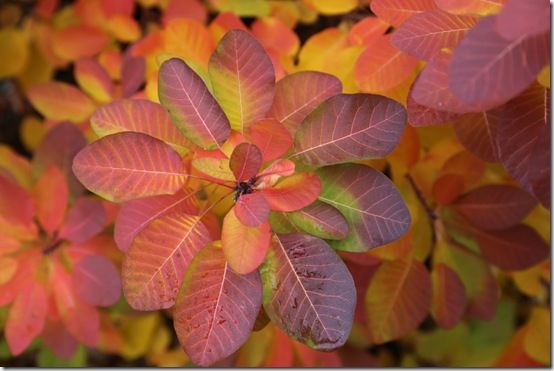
[0,0,550,367]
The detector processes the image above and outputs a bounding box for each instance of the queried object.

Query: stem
[186,173,235,189]
[42,239,64,255]
[405,173,437,244]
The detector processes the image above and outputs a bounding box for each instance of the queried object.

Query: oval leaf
[27,82,95,122]
[33,165,68,235]
[91,99,192,155]
[365,259,431,344]
[208,29,275,133]
[74,57,114,103]
[59,198,106,243]
[222,208,271,274]
[453,111,501,162]
[293,94,406,166]
[72,254,121,307]
[174,244,262,367]
[122,213,212,310]
[260,233,356,350]
[248,119,293,162]
[286,201,349,240]
[267,71,342,134]
[317,164,411,251]
[114,189,198,252]
[230,143,263,182]
[158,58,231,149]
[430,263,467,329]
[234,192,270,227]
[72,132,187,202]
[261,173,321,212]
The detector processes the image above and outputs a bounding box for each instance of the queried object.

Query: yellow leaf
[211,0,270,16]
[524,306,550,364]
[0,144,33,189]
[20,115,46,152]
[119,313,162,360]
[306,0,358,15]
[538,66,550,88]
[511,261,549,300]
[0,28,28,78]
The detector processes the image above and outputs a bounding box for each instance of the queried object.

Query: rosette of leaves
[72,29,410,366]
[0,123,120,359]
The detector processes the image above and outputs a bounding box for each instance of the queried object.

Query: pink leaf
[449,16,550,108]
[370,0,438,27]
[0,174,35,239]
[122,213,211,310]
[407,77,461,126]
[59,198,106,243]
[261,233,356,350]
[261,173,321,212]
[72,254,121,307]
[234,192,270,227]
[72,132,187,202]
[268,71,342,134]
[114,188,198,252]
[33,165,68,235]
[293,94,406,166]
[42,319,78,360]
[495,0,549,40]
[158,58,231,149]
[229,143,263,182]
[121,54,145,98]
[174,244,262,366]
[248,119,293,162]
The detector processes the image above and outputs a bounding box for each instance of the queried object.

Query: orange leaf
[51,25,108,61]
[261,173,321,212]
[27,82,95,122]
[33,165,68,234]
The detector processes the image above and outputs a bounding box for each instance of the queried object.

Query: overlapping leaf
[71,255,121,307]
[317,164,410,251]
[293,94,406,166]
[495,0,549,40]
[59,198,106,243]
[285,201,349,240]
[431,264,467,329]
[452,111,501,162]
[72,132,187,202]
[27,82,95,122]
[260,233,356,350]
[370,0,437,26]
[174,244,262,366]
[261,173,321,212]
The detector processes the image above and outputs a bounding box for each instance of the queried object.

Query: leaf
[260,233,356,350]
[33,122,87,198]
[308,0,357,14]
[268,71,342,134]
[251,17,299,56]
[33,165,68,235]
[248,119,293,162]
[354,35,418,92]
[222,208,271,274]
[72,132,187,203]
[449,16,550,108]
[431,263,467,329]
[234,192,270,227]
[158,58,230,149]
[452,111,501,162]
[523,306,550,364]
[0,256,17,285]
[174,244,262,366]
[453,185,537,231]
[293,94,406,166]
[114,189,198,252]
[496,84,549,196]
[122,213,211,310]
[317,164,411,251]
[407,76,461,126]
[229,143,263,181]
[59,198,106,243]
[0,28,28,78]
[121,55,146,98]
[434,0,505,16]
[41,320,79,361]
[208,29,275,133]
[365,258,431,344]
[261,173,321,212]
[495,0,549,40]
[391,9,478,60]
[27,82,95,122]
[370,0,438,27]
[348,17,389,46]
[91,99,192,155]
[192,157,235,182]
[286,201,349,240]
[51,25,108,61]
[528,124,550,209]
[72,254,121,307]
[74,57,114,103]
[5,282,47,356]
[0,175,36,240]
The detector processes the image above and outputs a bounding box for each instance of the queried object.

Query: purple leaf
[72,254,121,307]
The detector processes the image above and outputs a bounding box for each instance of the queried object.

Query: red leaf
[407,75,461,126]
[317,164,411,251]
[365,259,431,343]
[114,188,198,252]
[449,16,549,108]
[496,84,550,197]
[348,17,389,46]
[286,201,349,240]
[229,143,263,181]
[121,55,145,98]
[72,132,187,202]
[91,99,192,155]
[370,0,437,27]
[33,165,68,235]
[268,71,342,134]
[33,122,87,198]
[261,173,321,212]
[72,254,121,307]
[122,213,211,310]
[293,94,406,166]
[0,174,35,240]
[430,263,467,329]
[59,198,106,243]
[222,209,271,274]
[453,110,501,162]
[174,244,262,366]
[258,159,295,178]
[248,119,293,162]
[208,29,275,133]
[432,173,465,206]
[234,192,270,227]
[474,225,550,271]
[453,185,537,230]
[529,124,550,209]
[158,58,231,149]
[261,233,356,350]
[42,319,78,360]
[495,0,550,40]
[6,282,47,356]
